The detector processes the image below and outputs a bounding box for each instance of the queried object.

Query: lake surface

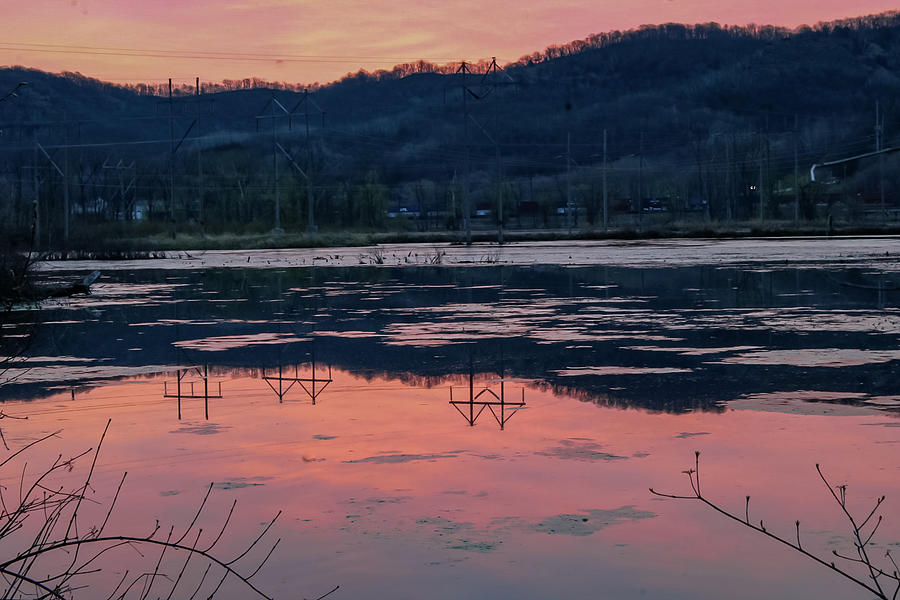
[2,240,899,599]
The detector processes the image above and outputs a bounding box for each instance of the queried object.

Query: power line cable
[0,42,477,65]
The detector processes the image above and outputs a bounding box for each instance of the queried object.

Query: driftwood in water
[41,270,101,299]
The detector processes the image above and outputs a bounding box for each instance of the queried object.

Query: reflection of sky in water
[4,259,900,599]
[1,370,897,600]
[6,263,900,411]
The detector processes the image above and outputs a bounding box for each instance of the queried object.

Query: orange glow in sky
[1,0,898,85]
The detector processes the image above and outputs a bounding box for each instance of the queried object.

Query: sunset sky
[2,0,897,85]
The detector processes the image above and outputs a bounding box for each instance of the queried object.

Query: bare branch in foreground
[651,452,899,600]
[0,422,337,599]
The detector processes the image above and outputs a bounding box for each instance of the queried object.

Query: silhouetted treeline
[1,12,900,245]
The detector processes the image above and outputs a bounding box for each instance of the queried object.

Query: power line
[0,42,476,65]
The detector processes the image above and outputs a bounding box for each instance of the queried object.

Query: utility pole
[466,113,503,242]
[272,95,281,232]
[566,131,573,234]
[759,133,765,223]
[37,143,69,239]
[765,114,770,223]
[602,128,608,232]
[196,77,204,233]
[63,112,69,242]
[101,158,136,220]
[32,146,39,250]
[793,114,800,223]
[877,100,885,223]
[161,78,206,236]
[459,60,472,246]
[725,138,732,221]
[293,88,325,233]
[450,171,457,227]
[638,130,644,223]
[485,57,510,245]
[305,89,314,232]
[168,78,176,238]
[496,141,503,245]
[486,57,504,245]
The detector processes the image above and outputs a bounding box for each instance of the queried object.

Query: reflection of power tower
[261,351,332,404]
[163,365,223,420]
[449,363,526,430]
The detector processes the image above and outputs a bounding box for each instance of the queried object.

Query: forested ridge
[1,12,899,243]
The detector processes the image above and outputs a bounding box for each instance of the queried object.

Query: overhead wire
[0,42,475,65]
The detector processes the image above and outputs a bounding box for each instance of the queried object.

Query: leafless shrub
[0,250,38,311]
[429,248,445,265]
[358,248,385,265]
[651,452,899,600]
[0,419,339,600]
[479,251,500,264]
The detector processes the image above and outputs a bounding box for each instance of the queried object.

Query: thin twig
[652,455,897,600]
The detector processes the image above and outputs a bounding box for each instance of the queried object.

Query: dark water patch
[212,477,270,490]
[344,451,465,464]
[343,496,412,507]
[531,506,656,536]
[536,439,627,462]
[448,541,496,552]
[169,422,231,435]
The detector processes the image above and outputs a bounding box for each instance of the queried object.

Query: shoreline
[35,236,900,272]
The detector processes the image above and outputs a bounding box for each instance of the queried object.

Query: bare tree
[651,451,899,600]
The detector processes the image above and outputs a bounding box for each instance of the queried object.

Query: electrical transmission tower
[17,113,77,247]
[449,58,516,245]
[102,157,137,220]
[157,78,213,237]
[255,90,325,234]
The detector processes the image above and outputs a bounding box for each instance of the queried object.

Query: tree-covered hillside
[1,12,899,245]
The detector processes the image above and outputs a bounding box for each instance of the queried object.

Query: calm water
[2,254,899,599]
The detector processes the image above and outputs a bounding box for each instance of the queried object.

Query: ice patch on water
[625,345,762,356]
[173,333,310,351]
[711,348,900,367]
[551,366,692,376]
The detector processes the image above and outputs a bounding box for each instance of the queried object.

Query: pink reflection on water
[2,370,898,599]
